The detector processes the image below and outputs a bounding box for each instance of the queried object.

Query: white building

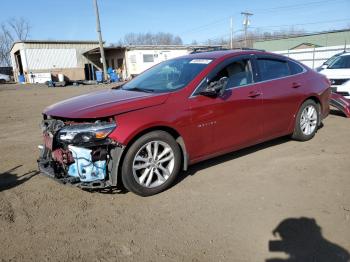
[10,41,221,83]
[84,45,222,79]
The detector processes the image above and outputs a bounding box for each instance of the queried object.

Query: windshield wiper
[124,87,155,93]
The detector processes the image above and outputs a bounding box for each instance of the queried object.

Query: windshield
[122,58,212,93]
[324,55,339,65]
[328,55,350,69]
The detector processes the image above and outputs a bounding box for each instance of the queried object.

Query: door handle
[248,91,261,98]
[292,82,301,88]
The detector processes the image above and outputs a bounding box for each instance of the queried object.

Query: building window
[143,54,154,63]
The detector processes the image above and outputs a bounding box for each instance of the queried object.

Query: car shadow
[0,165,39,192]
[94,187,128,194]
[266,217,350,262]
[174,136,291,186]
[330,108,348,118]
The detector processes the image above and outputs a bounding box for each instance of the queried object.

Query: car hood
[319,68,350,79]
[44,89,169,119]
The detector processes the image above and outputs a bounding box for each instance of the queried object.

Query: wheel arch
[306,95,321,107]
[289,95,322,133]
[113,125,189,188]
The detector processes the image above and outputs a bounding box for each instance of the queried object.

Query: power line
[197,17,349,45]
[179,0,348,37]
[252,0,347,14]
[199,17,350,45]
[250,18,350,30]
[180,18,228,35]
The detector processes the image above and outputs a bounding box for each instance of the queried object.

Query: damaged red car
[38,50,330,196]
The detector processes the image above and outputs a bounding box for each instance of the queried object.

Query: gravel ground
[0,83,349,262]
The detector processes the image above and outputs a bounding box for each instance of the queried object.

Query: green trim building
[253,29,350,51]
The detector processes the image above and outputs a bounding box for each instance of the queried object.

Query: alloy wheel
[132,141,175,188]
[300,105,318,135]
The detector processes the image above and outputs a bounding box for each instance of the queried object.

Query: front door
[188,56,263,159]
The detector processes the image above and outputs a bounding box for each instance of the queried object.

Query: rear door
[254,55,306,139]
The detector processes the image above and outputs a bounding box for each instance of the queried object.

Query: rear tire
[121,131,181,196]
[292,99,319,141]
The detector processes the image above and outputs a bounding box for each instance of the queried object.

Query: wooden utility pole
[230,17,233,49]
[241,12,253,48]
[93,0,108,80]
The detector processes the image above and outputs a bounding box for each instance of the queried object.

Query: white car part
[67,145,106,182]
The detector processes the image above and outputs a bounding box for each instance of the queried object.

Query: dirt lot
[0,83,349,262]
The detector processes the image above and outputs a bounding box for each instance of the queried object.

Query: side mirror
[200,77,228,97]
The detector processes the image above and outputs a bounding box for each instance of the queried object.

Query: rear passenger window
[288,61,304,74]
[257,59,290,81]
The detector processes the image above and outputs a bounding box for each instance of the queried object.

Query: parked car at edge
[0,73,10,83]
[315,51,347,72]
[38,50,330,196]
[319,52,350,99]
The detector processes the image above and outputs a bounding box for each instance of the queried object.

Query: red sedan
[39,50,330,196]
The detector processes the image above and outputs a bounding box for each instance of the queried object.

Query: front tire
[121,131,181,196]
[292,99,319,141]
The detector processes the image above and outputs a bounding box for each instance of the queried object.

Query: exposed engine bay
[37,115,124,189]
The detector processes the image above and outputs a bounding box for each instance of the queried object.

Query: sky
[1,0,349,45]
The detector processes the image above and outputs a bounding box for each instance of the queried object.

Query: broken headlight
[57,122,116,144]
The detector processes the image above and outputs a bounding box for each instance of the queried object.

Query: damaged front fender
[330,93,350,118]
[38,117,126,190]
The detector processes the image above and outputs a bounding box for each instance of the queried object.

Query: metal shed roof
[84,45,223,55]
[253,29,350,51]
[10,40,100,52]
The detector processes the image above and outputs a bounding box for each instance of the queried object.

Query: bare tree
[0,17,30,66]
[117,32,183,46]
[201,28,307,49]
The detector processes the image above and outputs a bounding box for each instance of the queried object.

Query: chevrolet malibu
[38,50,330,196]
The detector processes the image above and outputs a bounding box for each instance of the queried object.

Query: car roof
[181,49,267,60]
[339,52,350,57]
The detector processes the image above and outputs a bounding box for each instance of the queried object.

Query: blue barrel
[96,71,103,83]
[18,74,25,83]
[109,71,119,82]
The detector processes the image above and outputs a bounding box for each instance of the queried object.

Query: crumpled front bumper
[330,93,350,118]
[37,118,126,190]
[37,150,110,189]
[37,142,126,190]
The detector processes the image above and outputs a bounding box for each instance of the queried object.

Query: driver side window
[212,59,253,89]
